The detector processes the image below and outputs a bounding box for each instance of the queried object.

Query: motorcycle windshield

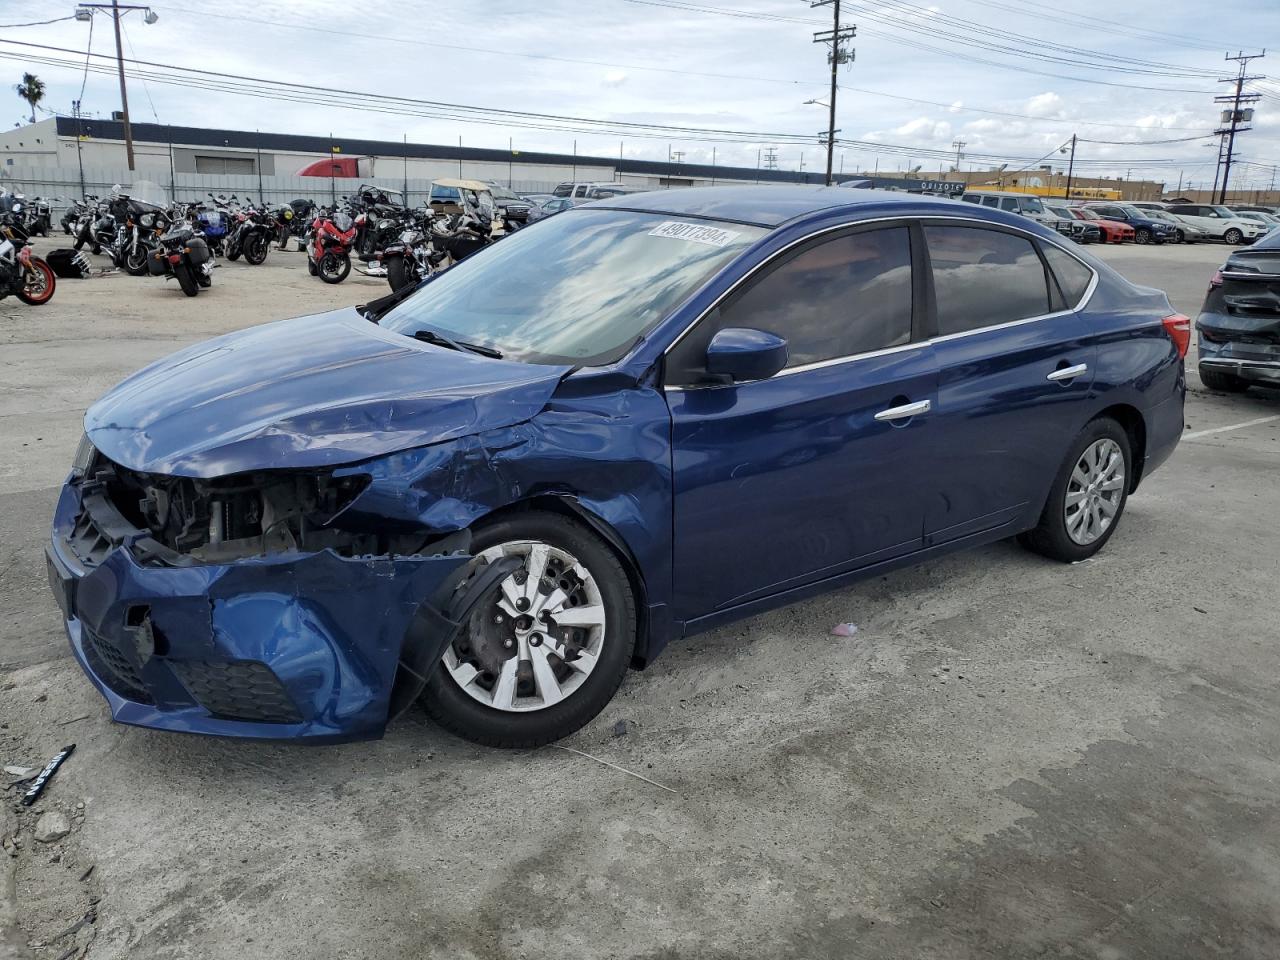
[331,213,354,232]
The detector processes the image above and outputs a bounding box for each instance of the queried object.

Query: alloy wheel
[442,539,606,712]
[1064,438,1125,546]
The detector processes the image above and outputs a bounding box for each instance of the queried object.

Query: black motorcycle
[60,197,89,236]
[115,196,168,276]
[149,220,213,296]
[73,197,116,256]
[25,197,52,237]
[225,200,273,265]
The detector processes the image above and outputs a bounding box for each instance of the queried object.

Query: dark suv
[1082,203,1176,245]
[1195,229,1280,392]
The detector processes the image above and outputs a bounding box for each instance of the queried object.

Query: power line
[0,15,77,28]
[0,38,1221,175]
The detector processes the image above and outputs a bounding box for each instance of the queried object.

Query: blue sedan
[47,187,1187,747]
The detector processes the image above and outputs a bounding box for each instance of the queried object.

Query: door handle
[1047,363,1088,382]
[874,399,931,422]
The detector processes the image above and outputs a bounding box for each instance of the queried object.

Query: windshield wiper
[412,328,502,359]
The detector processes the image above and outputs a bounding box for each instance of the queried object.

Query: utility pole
[1214,49,1265,204]
[950,138,966,178]
[74,3,158,172]
[763,147,779,171]
[1062,134,1077,199]
[72,99,86,200]
[812,0,854,187]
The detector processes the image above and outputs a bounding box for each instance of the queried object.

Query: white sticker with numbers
[648,221,743,247]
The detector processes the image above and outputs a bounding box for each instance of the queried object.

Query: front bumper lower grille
[81,625,154,705]
[169,659,303,724]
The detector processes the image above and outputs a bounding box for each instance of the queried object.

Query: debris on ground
[20,744,76,807]
[830,622,859,637]
[34,811,71,844]
[2,767,33,778]
[611,719,634,738]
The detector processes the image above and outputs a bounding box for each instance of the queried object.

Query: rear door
[666,223,937,620]
[920,223,1098,544]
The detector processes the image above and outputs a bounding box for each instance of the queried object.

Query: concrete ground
[2,236,1278,959]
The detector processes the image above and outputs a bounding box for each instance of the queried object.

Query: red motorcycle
[306,209,356,284]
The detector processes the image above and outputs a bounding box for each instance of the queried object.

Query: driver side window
[666,226,914,386]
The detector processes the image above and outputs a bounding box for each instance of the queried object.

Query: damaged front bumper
[47,475,474,743]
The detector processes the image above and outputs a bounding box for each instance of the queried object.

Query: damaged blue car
[47,186,1186,746]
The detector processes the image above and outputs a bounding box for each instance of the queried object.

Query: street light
[74,2,158,171]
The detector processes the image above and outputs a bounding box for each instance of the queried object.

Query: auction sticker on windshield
[648,221,743,247]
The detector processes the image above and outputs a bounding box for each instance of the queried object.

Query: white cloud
[1024,92,1065,118]
[602,70,628,88]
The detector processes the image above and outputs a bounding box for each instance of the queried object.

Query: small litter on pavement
[830,622,859,637]
[2,766,34,777]
[21,743,76,807]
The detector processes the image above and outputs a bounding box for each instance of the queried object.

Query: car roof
[584,184,949,228]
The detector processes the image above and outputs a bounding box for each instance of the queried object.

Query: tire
[1199,366,1249,393]
[1224,228,1243,245]
[173,261,199,297]
[226,244,241,262]
[1134,228,1150,244]
[123,245,149,276]
[307,256,317,276]
[423,511,637,748]
[386,256,412,292]
[1018,418,1131,563]
[243,233,268,265]
[196,268,212,289]
[317,251,350,284]
[1175,229,1186,243]
[16,259,56,305]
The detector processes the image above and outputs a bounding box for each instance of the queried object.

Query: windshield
[1116,205,1147,219]
[1211,206,1238,218]
[380,209,765,365]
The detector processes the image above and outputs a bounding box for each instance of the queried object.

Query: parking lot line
[1183,415,1280,441]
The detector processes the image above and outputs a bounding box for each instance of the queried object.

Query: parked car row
[961,191,1277,247]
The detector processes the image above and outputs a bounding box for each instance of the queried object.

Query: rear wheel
[1224,228,1244,245]
[173,261,199,297]
[1019,419,1131,563]
[16,259,56,305]
[1199,366,1249,393]
[423,512,637,748]
[386,256,413,292]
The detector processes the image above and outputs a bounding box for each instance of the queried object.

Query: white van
[552,182,646,200]
[960,190,1073,236]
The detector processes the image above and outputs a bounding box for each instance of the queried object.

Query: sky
[2,0,1279,192]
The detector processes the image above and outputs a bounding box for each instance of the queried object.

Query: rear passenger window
[1041,244,1093,307]
[981,196,1000,208]
[924,225,1051,335]
[666,227,913,383]
[999,198,1019,212]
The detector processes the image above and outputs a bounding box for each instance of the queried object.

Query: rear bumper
[48,478,471,743]
[1197,335,1280,386]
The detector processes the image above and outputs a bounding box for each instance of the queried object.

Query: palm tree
[15,73,45,125]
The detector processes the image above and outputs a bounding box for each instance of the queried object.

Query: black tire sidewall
[1024,419,1132,563]
[318,252,350,283]
[423,511,637,748]
[174,261,199,297]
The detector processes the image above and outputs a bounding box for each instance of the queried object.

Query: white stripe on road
[1183,415,1280,441]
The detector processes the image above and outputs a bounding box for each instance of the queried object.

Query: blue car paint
[50,186,1185,742]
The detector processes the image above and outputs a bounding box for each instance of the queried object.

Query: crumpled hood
[85,308,571,477]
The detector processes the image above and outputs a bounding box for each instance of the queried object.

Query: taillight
[1162,313,1191,359]
[1209,269,1224,289]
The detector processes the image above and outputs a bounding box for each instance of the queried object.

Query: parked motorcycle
[225,199,272,265]
[73,196,116,257]
[148,218,213,296]
[194,194,232,256]
[114,195,168,276]
[0,215,56,305]
[60,197,89,236]
[25,197,52,237]
[306,208,356,283]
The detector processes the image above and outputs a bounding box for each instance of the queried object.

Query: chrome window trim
[661,214,1099,392]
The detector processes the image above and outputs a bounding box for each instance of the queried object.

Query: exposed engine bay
[89,454,440,563]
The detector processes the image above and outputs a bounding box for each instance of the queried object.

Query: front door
[665,224,937,622]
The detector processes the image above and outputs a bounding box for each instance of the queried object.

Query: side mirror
[705,328,789,383]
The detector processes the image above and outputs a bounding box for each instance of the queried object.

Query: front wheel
[1134,228,1150,245]
[1199,366,1249,393]
[423,512,637,748]
[124,245,150,276]
[173,260,199,297]
[243,233,269,265]
[1224,228,1244,245]
[317,251,350,284]
[1019,419,1131,563]
[16,259,56,305]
